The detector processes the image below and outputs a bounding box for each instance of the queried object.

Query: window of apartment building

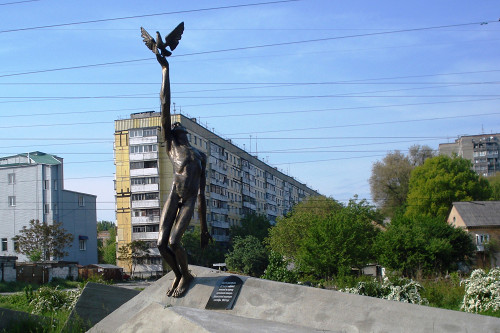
[13,239,19,252]
[54,180,58,190]
[1,238,7,251]
[44,204,50,214]
[131,177,159,185]
[78,195,85,207]
[131,192,159,201]
[79,239,87,251]
[43,179,49,190]
[8,173,15,184]
[130,144,158,153]
[8,196,15,207]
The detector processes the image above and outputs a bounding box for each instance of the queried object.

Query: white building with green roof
[0,152,97,265]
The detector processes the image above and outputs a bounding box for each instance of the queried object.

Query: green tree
[375,214,475,277]
[406,155,492,219]
[230,213,271,243]
[13,219,74,261]
[98,227,117,265]
[487,172,500,200]
[182,227,226,267]
[97,220,115,232]
[225,236,268,277]
[117,240,149,275]
[408,144,436,167]
[369,151,413,217]
[296,199,379,279]
[261,251,297,283]
[266,196,342,259]
[369,145,435,218]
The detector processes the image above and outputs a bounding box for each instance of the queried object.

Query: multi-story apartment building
[0,152,98,265]
[114,112,319,272]
[439,133,500,177]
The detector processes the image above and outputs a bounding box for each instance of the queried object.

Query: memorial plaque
[205,275,243,310]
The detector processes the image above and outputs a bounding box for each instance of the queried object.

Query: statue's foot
[172,272,194,298]
[167,276,181,297]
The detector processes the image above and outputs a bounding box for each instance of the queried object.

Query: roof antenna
[173,102,177,114]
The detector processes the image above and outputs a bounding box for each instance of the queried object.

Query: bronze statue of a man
[141,23,211,297]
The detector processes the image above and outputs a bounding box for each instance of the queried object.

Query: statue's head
[172,122,188,142]
[172,122,187,133]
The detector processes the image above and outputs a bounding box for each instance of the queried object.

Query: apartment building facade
[439,133,500,177]
[114,112,319,272]
[0,152,98,265]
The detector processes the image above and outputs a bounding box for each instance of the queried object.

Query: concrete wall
[48,265,78,281]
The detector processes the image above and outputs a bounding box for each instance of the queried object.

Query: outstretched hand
[156,53,169,68]
[200,230,213,249]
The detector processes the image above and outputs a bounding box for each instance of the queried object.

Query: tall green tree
[97,220,116,232]
[182,227,226,267]
[296,199,379,279]
[225,235,268,277]
[369,151,413,217]
[117,240,149,275]
[13,220,74,261]
[98,227,117,265]
[369,145,435,217]
[487,172,500,200]
[375,214,475,277]
[230,213,271,243]
[266,196,342,259]
[406,155,492,219]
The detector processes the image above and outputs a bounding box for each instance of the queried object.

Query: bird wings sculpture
[141,22,184,57]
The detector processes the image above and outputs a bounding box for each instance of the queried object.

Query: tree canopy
[225,235,268,277]
[13,220,74,261]
[375,214,475,277]
[267,196,380,280]
[230,213,271,243]
[182,227,226,267]
[369,145,435,217]
[266,196,342,259]
[98,226,116,265]
[487,172,500,200]
[97,220,116,232]
[405,155,492,219]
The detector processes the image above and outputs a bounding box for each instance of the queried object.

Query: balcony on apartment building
[130,151,158,162]
[210,220,230,229]
[132,231,159,241]
[131,183,159,193]
[131,199,160,209]
[131,215,160,224]
[210,191,228,202]
[130,136,158,145]
[130,167,158,177]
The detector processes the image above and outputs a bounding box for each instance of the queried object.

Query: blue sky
[1,0,499,221]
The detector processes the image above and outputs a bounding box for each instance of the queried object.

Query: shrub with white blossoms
[30,285,82,315]
[461,268,500,313]
[341,277,428,305]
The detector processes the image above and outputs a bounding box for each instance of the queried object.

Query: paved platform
[89,265,500,332]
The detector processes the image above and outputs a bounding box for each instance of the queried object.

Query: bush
[461,268,500,314]
[30,286,81,315]
[261,251,297,284]
[341,277,428,305]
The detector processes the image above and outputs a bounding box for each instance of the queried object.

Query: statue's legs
[158,191,181,295]
[169,196,196,297]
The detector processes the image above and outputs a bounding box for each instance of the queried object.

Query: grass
[0,278,80,293]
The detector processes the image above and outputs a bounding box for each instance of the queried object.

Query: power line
[0,0,39,5]
[0,0,299,33]
[1,20,497,78]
